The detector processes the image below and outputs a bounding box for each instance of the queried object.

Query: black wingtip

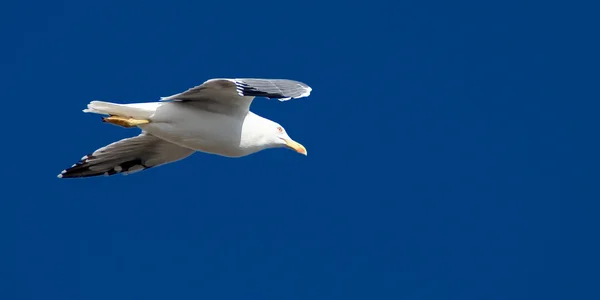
[57,156,151,178]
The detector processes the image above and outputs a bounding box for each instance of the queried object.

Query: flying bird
[58,78,312,178]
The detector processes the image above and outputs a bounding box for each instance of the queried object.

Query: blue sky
[1,0,598,299]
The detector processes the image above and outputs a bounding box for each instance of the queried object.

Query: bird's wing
[159,78,312,114]
[58,133,194,178]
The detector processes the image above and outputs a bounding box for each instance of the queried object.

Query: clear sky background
[1,1,598,299]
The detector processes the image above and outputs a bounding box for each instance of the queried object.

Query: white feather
[83,101,162,119]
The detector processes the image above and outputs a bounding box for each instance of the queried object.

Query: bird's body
[140,102,274,157]
[58,78,311,178]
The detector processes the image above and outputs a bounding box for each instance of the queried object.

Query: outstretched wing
[159,78,312,114]
[231,78,312,100]
[58,133,195,178]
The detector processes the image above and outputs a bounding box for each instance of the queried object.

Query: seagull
[58,78,312,178]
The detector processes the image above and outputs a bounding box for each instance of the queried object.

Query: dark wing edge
[233,78,312,101]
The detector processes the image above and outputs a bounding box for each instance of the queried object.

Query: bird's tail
[83,101,161,120]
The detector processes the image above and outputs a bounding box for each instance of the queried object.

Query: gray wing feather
[233,79,312,100]
[159,78,312,114]
[58,133,194,178]
[160,78,240,102]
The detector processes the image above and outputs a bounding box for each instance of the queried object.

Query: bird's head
[266,123,307,156]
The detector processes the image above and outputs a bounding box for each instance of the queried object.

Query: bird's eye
[277,127,283,133]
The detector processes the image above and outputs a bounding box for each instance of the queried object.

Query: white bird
[58,78,311,178]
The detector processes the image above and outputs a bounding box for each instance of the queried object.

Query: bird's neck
[238,112,276,154]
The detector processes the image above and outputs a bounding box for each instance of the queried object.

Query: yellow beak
[284,139,307,155]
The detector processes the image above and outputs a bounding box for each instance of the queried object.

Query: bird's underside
[58,78,312,178]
